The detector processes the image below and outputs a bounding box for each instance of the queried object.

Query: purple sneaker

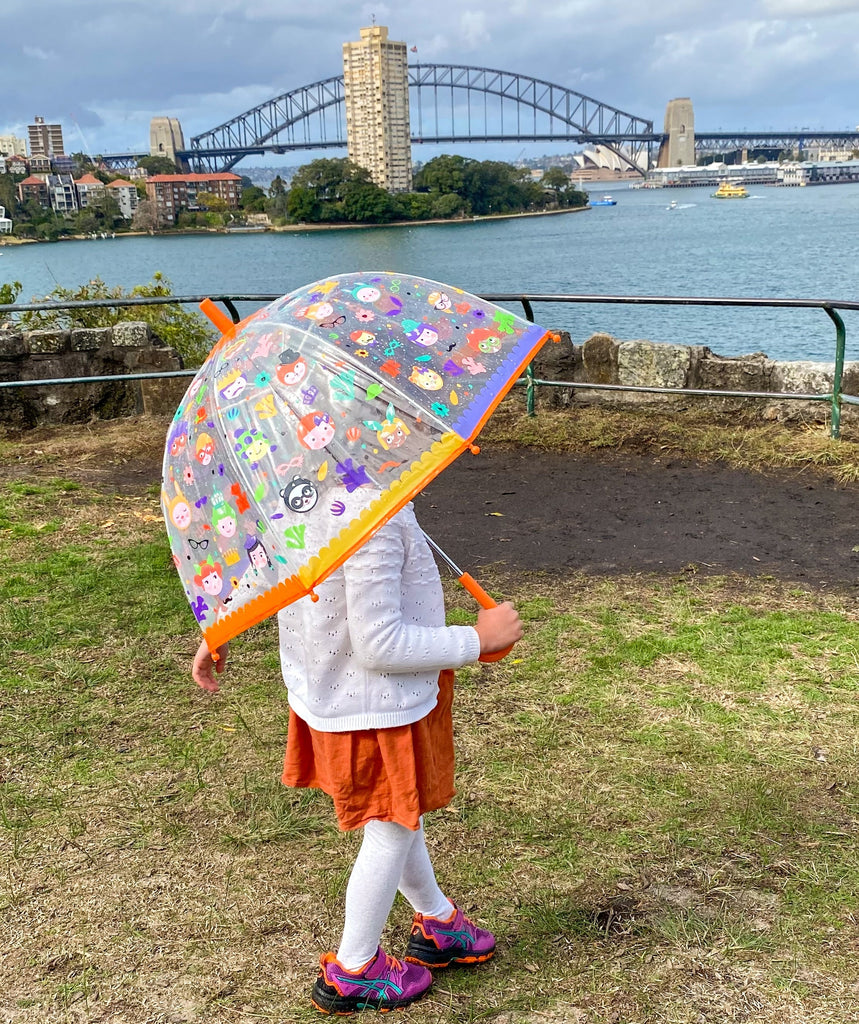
[404,901,496,968]
[311,946,432,1014]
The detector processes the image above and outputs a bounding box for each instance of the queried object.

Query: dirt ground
[415,446,859,589]
[6,417,859,589]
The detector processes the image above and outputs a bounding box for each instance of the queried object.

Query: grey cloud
[3,0,859,154]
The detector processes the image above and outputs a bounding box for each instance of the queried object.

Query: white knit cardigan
[277,503,481,732]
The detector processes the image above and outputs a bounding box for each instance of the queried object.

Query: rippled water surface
[4,180,859,361]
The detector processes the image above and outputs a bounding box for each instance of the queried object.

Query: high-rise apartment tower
[28,116,65,158]
[342,25,412,192]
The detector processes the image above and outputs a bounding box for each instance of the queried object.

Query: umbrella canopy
[162,271,551,651]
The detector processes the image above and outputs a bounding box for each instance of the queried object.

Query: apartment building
[75,173,106,207]
[17,175,50,207]
[145,172,242,224]
[342,25,412,192]
[28,116,65,158]
[47,174,79,213]
[0,135,27,158]
[107,179,139,220]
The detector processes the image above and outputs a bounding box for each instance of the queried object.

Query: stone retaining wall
[0,322,186,428]
[1,324,855,429]
[531,332,859,422]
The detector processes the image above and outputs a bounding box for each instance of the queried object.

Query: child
[192,500,524,1015]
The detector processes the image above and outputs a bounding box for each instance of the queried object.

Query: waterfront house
[106,178,140,220]
[75,173,107,208]
[0,205,12,234]
[46,174,79,213]
[17,175,50,208]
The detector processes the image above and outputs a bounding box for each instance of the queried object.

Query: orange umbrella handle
[458,572,515,663]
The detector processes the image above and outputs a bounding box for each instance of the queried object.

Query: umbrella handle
[458,572,515,663]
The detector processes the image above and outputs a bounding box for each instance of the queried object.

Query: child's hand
[192,639,229,693]
[475,601,524,655]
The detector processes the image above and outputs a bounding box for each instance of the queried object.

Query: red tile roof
[147,173,242,182]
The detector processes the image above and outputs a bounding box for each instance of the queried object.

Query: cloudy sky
[3,0,859,165]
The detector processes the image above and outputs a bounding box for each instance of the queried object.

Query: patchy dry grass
[483,403,859,486]
[2,415,859,1023]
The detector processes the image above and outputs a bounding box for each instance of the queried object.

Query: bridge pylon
[657,98,695,168]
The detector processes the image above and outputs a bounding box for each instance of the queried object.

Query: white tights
[336,818,453,970]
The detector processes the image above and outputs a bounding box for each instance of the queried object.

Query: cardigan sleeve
[342,517,481,673]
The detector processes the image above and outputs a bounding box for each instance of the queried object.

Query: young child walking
[192,500,524,1014]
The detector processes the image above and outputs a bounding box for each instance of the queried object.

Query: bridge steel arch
[183,64,655,173]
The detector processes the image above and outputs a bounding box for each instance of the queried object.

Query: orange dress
[282,670,455,832]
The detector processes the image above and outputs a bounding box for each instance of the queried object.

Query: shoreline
[0,204,589,247]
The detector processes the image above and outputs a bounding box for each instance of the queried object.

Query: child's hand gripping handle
[458,572,519,663]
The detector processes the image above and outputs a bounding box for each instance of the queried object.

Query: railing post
[519,297,537,416]
[525,363,536,416]
[824,306,846,439]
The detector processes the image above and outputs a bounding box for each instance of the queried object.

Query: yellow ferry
[711,181,749,199]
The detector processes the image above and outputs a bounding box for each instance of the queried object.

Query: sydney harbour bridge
[101,63,859,174]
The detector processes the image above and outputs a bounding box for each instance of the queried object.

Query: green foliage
[239,185,268,213]
[0,172,16,214]
[542,166,571,193]
[341,179,399,223]
[287,158,374,222]
[413,154,475,194]
[285,184,320,223]
[72,192,123,235]
[430,192,467,218]
[0,280,21,306]
[17,272,215,366]
[136,155,178,176]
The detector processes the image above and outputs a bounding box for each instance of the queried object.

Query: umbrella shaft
[421,530,464,577]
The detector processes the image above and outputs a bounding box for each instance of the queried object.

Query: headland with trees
[0,154,588,241]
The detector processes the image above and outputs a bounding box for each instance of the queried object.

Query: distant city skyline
[3,0,859,166]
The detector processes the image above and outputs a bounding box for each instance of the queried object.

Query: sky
[2,0,859,168]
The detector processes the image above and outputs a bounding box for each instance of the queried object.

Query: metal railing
[2,291,858,438]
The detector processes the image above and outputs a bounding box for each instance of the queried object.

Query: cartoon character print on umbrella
[163,271,552,650]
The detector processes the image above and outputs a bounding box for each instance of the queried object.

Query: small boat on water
[667,200,678,210]
[589,195,617,206]
[712,181,749,199]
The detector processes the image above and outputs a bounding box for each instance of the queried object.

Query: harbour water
[3,181,859,363]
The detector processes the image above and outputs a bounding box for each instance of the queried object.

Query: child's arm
[192,639,229,692]
[343,518,521,672]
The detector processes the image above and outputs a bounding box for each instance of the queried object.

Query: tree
[341,180,399,223]
[0,173,15,214]
[286,185,320,223]
[413,154,474,194]
[131,199,158,232]
[136,155,177,176]
[288,158,373,221]
[239,185,268,213]
[542,166,572,199]
[74,192,122,234]
[267,175,289,221]
[430,192,466,219]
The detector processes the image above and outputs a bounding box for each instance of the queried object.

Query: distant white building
[0,205,12,234]
[107,178,139,219]
[0,134,27,158]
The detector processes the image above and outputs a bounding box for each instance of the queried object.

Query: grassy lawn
[1,412,859,1023]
